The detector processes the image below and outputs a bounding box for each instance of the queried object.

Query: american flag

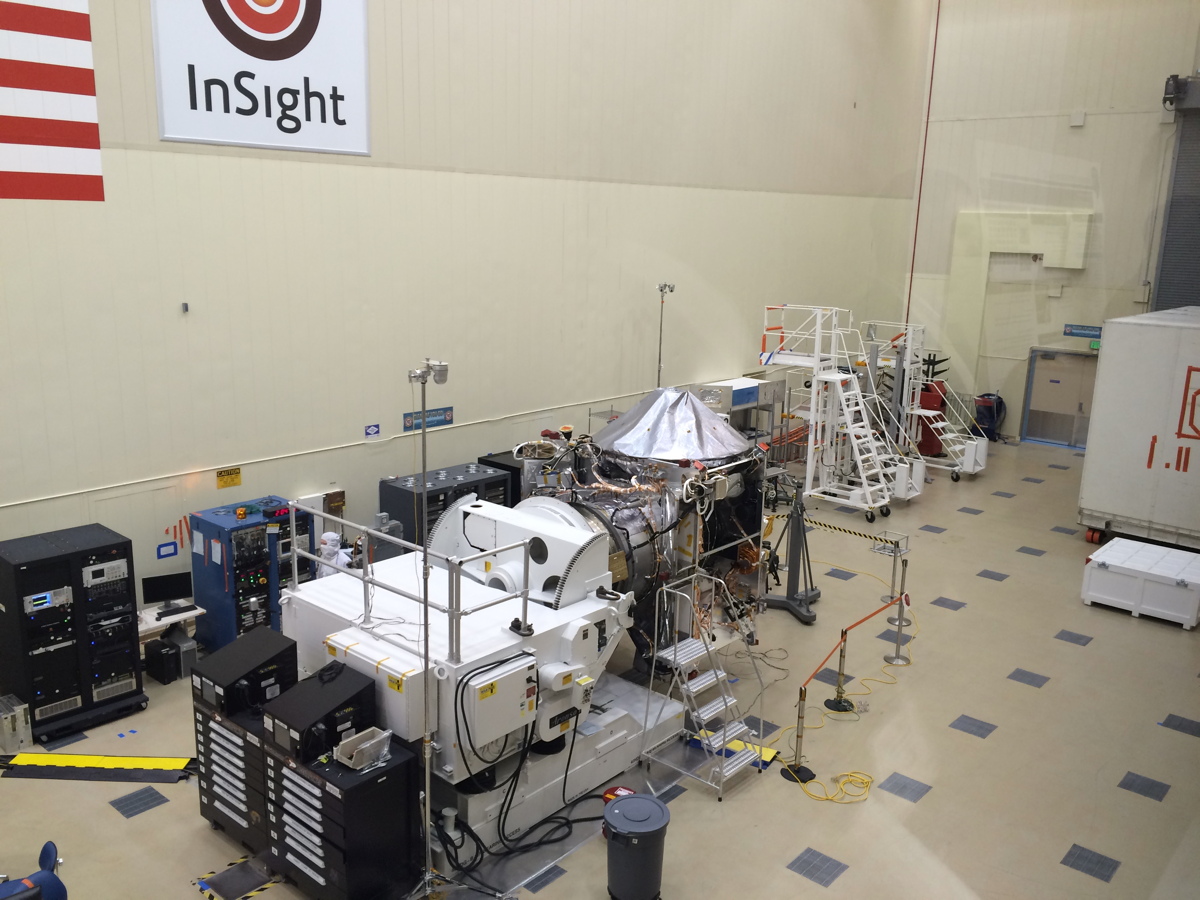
[0,0,102,201]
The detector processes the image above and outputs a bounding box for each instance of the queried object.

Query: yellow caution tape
[806,518,896,545]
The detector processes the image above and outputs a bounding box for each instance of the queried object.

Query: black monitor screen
[142,571,193,605]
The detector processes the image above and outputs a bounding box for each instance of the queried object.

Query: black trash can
[604,794,670,900]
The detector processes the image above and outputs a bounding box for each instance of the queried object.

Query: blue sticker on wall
[403,407,454,432]
[1063,324,1102,339]
[156,542,178,559]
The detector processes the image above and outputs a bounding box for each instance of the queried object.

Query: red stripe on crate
[0,115,99,148]
[0,1,91,41]
[0,170,103,200]
[0,58,95,95]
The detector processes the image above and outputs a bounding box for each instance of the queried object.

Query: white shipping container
[1078,307,1200,548]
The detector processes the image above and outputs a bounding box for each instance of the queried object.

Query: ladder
[641,573,765,801]
[760,305,893,521]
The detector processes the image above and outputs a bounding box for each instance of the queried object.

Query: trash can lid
[603,794,670,834]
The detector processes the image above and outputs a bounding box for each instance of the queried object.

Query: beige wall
[0,1,931,581]
[909,0,1200,410]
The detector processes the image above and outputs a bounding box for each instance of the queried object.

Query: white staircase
[760,305,893,521]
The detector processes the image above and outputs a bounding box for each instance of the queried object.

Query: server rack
[264,739,420,900]
[477,451,524,506]
[190,496,314,651]
[0,524,147,742]
[379,461,510,546]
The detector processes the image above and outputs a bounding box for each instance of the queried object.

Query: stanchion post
[824,631,854,712]
[781,685,815,784]
[883,558,911,666]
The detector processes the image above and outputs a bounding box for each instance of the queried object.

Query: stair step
[719,747,761,780]
[682,668,728,696]
[696,695,737,723]
[655,637,708,668]
[702,721,749,752]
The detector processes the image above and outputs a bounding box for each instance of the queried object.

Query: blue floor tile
[1117,772,1170,802]
[42,732,88,752]
[812,667,855,687]
[1051,525,1079,535]
[657,784,688,804]
[992,491,1015,498]
[1060,844,1121,883]
[919,524,947,534]
[877,629,913,646]
[1023,477,1045,483]
[526,865,567,893]
[977,569,1009,581]
[835,505,858,514]
[931,596,966,611]
[110,787,169,819]
[949,714,997,739]
[744,715,781,737]
[1055,629,1093,646]
[787,848,848,887]
[877,772,933,803]
[958,507,984,515]
[826,568,857,580]
[1008,668,1050,688]
[1017,546,1046,556]
[1160,714,1200,738]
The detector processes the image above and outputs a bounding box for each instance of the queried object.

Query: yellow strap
[10,753,191,770]
[374,656,391,672]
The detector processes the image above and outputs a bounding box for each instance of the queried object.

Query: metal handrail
[285,502,533,666]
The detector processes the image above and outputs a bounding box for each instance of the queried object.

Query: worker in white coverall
[316,531,351,578]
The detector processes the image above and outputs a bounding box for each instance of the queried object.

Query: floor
[3,440,1199,900]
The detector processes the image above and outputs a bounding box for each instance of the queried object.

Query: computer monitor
[141,571,193,611]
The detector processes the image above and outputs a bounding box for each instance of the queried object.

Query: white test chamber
[1078,307,1200,548]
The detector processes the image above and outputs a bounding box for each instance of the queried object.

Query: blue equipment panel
[189,496,314,651]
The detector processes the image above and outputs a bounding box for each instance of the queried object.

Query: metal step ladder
[641,574,766,800]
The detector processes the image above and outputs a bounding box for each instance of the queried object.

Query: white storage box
[1082,538,1200,629]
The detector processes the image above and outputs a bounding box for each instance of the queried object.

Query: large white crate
[1082,538,1200,630]
[1078,307,1200,549]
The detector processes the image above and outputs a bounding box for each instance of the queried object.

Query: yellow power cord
[800,771,874,803]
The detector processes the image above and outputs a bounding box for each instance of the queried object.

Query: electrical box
[0,524,146,742]
[190,496,314,651]
[0,694,32,753]
[462,656,537,749]
[379,462,511,546]
[262,661,376,764]
[192,626,298,717]
[1078,308,1200,549]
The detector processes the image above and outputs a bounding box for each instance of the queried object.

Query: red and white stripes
[0,0,103,201]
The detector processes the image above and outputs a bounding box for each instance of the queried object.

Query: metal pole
[836,632,848,699]
[783,685,814,784]
[448,564,461,665]
[657,289,666,388]
[419,374,434,887]
[884,558,911,666]
[886,540,911,627]
[288,505,299,597]
[361,526,372,627]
